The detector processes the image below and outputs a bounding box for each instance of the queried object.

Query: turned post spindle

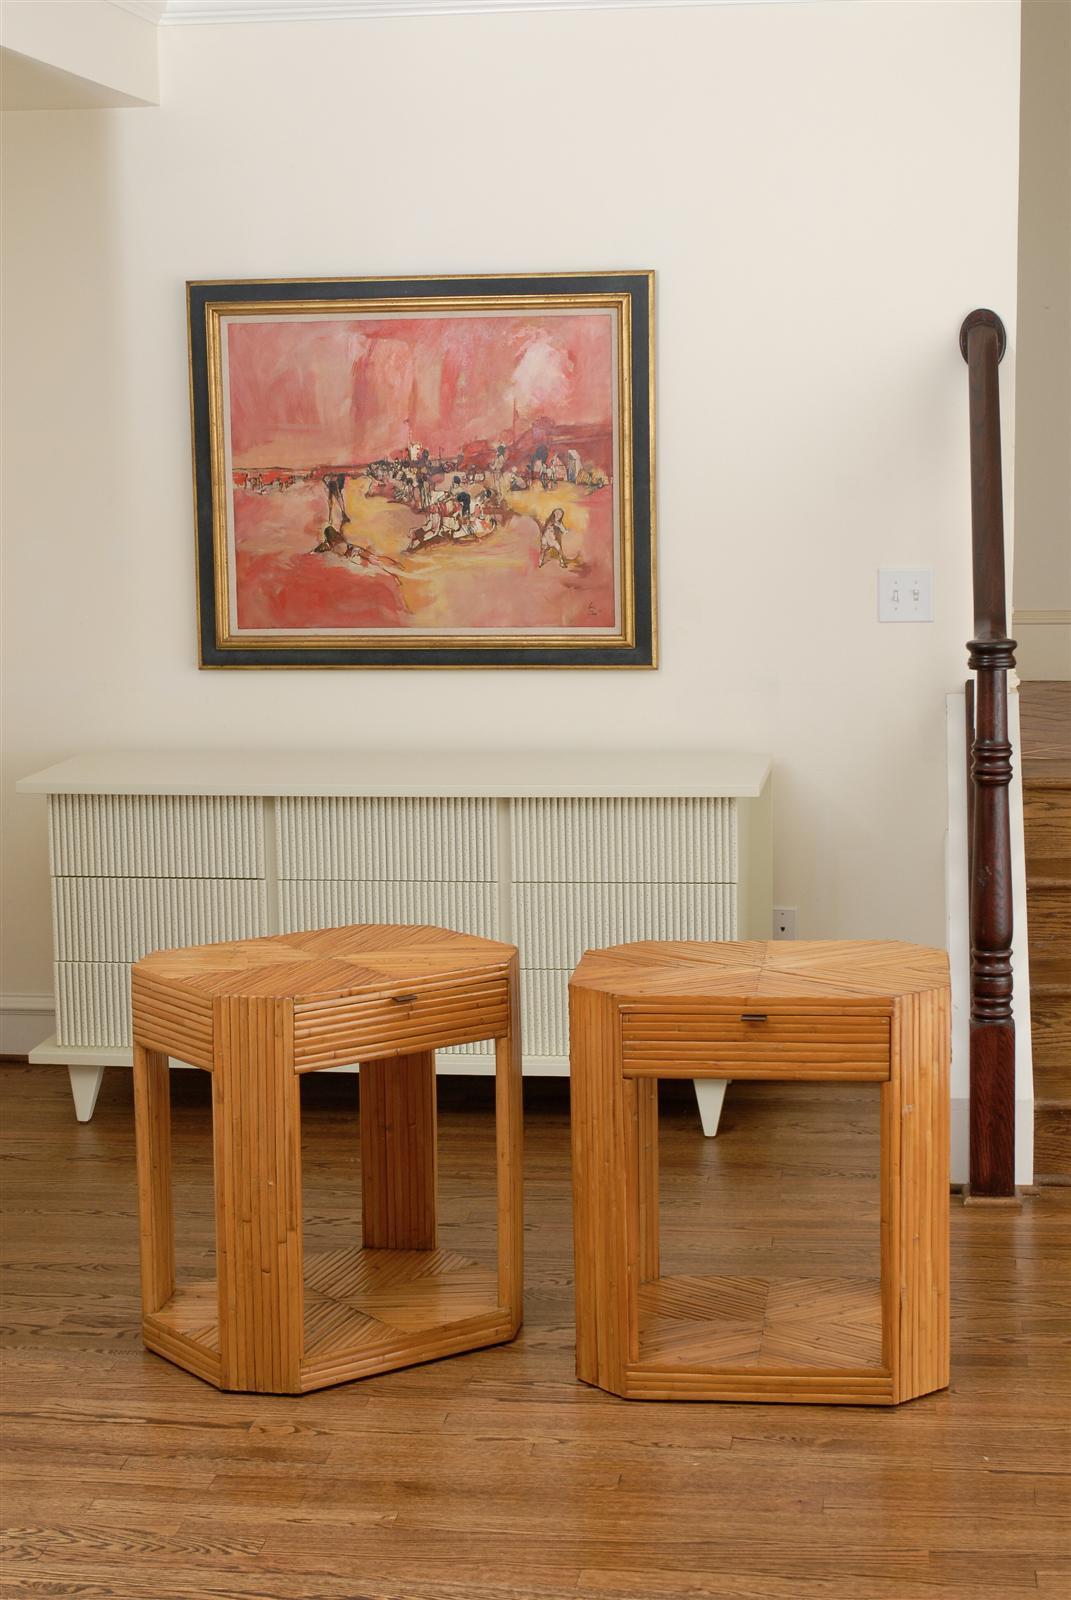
[960,309,1016,1198]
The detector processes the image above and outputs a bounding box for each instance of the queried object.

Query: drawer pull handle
[392,993,418,1006]
[740,1013,768,1023]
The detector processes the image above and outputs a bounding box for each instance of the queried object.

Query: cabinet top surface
[571,940,950,1002]
[17,749,771,799]
[132,923,515,1003]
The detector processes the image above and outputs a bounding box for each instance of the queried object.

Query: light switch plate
[878,568,934,622]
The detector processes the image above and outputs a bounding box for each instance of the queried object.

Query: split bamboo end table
[132,923,523,1394]
[570,939,950,1405]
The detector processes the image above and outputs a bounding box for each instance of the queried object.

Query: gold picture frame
[188,273,656,668]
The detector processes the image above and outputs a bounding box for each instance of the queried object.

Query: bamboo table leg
[212,996,304,1394]
[133,1044,174,1317]
[636,1076,660,1282]
[495,956,524,1334]
[570,984,633,1394]
[360,1052,437,1250]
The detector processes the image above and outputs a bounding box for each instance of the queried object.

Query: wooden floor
[2,1065,1069,1600]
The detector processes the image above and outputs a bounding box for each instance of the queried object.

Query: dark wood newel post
[960,309,1016,1198]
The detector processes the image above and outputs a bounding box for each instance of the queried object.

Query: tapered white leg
[68,1064,106,1122]
[694,1078,729,1137]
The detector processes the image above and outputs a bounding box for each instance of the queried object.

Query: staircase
[1021,681,1071,1183]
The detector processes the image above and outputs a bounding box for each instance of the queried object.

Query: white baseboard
[0,994,55,1058]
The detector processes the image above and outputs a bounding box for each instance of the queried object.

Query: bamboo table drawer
[620,1005,892,1079]
[570,938,950,1406]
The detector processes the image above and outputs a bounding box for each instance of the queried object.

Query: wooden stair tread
[1023,773,1071,790]
[1027,856,1071,888]
[1029,953,1071,995]
[1019,682,1071,781]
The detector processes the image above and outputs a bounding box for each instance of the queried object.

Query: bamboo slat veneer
[570,939,950,1405]
[131,923,523,1393]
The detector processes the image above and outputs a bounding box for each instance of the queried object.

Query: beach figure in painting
[490,444,508,498]
[407,490,465,550]
[324,473,350,528]
[450,477,472,519]
[470,491,499,538]
[311,469,360,558]
[311,524,359,559]
[538,507,573,570]
[416,449,434,509]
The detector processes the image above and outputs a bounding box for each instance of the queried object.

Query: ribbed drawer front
[48,795,263,878]
[277,797,497,882]
[279,880,498,940]
[293,971,510,1070]
[620,1007,892,1080]
[514,883,736,972]
[55,963,131,1048]
[53,877,268,963]
[511,797,737,884]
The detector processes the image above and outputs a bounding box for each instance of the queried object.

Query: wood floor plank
[1,1063,1068,1600]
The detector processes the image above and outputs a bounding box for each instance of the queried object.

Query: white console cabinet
[18,751,771,1126]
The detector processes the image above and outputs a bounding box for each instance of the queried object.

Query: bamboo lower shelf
[630,1272,889,1403]
[145,1247,508,1394]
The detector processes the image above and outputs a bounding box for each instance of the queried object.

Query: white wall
[0,0,160,108]
[0,1,1020,1007]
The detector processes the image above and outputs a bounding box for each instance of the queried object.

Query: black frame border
[188,271,655,670]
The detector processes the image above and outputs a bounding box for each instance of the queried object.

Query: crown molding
[108,0,169,19]
[161,0,824,24]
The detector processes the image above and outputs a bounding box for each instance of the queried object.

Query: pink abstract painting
[219,309,622,639]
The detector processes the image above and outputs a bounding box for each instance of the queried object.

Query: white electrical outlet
[773,906,797,940]
[878,568,934,622]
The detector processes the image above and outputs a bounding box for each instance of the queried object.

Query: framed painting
[187,272,655,669]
